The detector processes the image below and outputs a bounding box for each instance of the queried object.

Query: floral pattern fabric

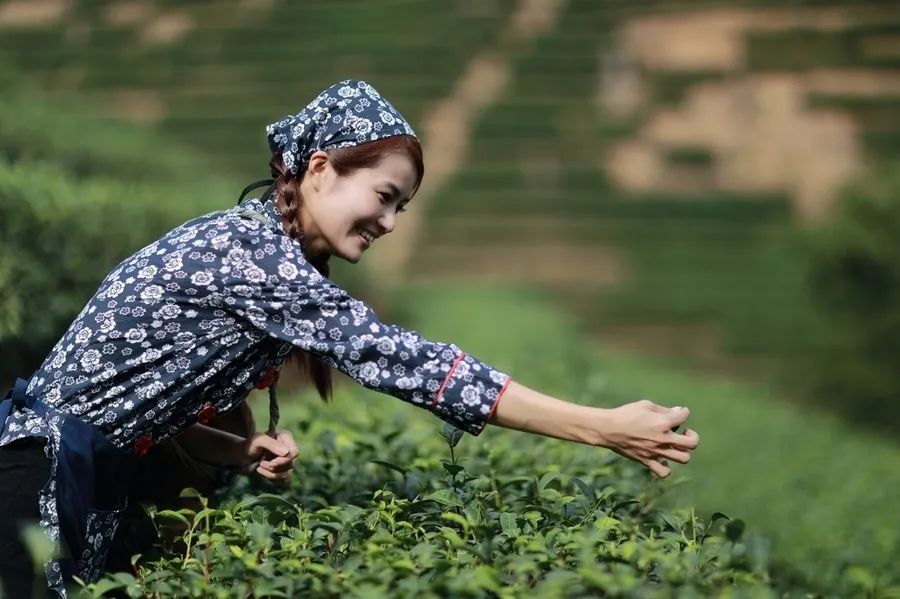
[266,79,416,176]
[0,196,510,597]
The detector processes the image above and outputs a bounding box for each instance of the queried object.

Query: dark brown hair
[268,135,425,401]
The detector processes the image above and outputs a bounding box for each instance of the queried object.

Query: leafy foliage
[806,160,900,430]
[0,73,236,384]
[0,160,229,384]
[73,286,900,598]
[392,285,900,593]
[81,402,774,598]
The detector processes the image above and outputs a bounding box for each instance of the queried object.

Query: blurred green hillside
[1,0,898,423]
[413,1,900,428]
[0,0,515,178]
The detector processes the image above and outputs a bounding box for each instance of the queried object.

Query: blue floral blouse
[0,197,511,595]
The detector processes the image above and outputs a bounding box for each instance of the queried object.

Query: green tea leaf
[426,489,464,508]
[725,519,746,543]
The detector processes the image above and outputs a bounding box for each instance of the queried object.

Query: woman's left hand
[251,430,300,482]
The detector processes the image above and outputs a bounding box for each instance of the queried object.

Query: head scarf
[266,79,417,177]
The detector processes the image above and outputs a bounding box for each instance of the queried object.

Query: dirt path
[368,0,566,286]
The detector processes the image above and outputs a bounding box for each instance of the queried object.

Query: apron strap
[237,178,276,206]
[232,182,282,440]
[11,377,31,409]
[233,206,273,227]
[1,376,36,436]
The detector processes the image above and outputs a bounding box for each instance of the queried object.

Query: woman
[0,79,699,597]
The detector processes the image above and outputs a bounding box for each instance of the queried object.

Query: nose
[377,209,396,235]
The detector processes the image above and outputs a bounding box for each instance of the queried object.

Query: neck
[275,194,329,260]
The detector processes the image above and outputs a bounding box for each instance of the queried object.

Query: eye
[378,192,390,205]
[397,204,408,214]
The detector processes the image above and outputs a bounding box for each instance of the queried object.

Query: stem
[182,518,199,567]
[203,510,211,583]
[449,442,459,495]
[489,471,503,508]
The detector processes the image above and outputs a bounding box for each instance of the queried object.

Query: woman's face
[297,150,417,263]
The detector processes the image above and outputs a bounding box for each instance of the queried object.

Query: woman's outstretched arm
[488,380,700,478]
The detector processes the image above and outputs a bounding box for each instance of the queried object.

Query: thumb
[249,433,289,459]
[639,399,669,414]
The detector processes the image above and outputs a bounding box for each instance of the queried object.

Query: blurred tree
[808,161,900,432]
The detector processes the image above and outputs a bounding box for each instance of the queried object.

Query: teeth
[359,230,374,243]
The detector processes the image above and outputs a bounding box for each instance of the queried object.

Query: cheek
[346,195,381,224]
[318,182,378,236]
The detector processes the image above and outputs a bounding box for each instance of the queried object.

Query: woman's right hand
[489,381,699,478]
[599,400,700,478]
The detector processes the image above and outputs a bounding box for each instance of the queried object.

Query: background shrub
[806,161,900,432]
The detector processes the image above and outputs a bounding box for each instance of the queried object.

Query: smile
[358,229,376,246]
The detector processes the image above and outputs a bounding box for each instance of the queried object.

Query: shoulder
[151,204,300,261]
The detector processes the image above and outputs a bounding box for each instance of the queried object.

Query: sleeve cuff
[430,352,511,436]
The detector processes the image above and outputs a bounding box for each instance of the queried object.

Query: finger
[259,465,294,478]
[260,457,295,473]
[276,431,300,459]
[639,399,669,414]
[666,406,690,428]
[668,428,700,450]
[260,454,294,469]
[683,428,699,447]
[256,465,292,482]
[646,458,671,479]
[656,446,691,464]
[250,435,289,459]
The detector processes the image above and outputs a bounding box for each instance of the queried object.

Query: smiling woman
[259,135,425,416]
[0,79,698,598]
[269,135,423,265]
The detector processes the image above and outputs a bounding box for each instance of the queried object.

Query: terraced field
[408,1,900,379]
[0,0,516,178]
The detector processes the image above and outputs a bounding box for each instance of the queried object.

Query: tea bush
[398,285,900,594]
[74,287,898,599]
[806,160,900,431]
[592,348,900,594]
[81,402,776,599]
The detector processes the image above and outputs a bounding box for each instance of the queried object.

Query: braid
[266,153,334,403]
[276,175,304,243]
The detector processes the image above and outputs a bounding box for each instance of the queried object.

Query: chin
[333,245,364,264]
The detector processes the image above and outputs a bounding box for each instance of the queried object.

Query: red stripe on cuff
[431,352,466,409]
[486,375,512,423]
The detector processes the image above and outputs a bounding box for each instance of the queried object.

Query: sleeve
[216,225,511,435]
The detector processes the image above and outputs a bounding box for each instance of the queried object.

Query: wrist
[570,405,612,447]
[206,425,253,467]
[177,423,252,467]
[597,407,618,448]
[233,434,255,467]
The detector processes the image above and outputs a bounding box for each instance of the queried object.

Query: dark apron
[0,376,134,585]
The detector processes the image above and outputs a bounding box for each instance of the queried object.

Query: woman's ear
[305,151,330,191]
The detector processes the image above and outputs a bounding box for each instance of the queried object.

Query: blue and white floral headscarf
[266,79,417,176]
